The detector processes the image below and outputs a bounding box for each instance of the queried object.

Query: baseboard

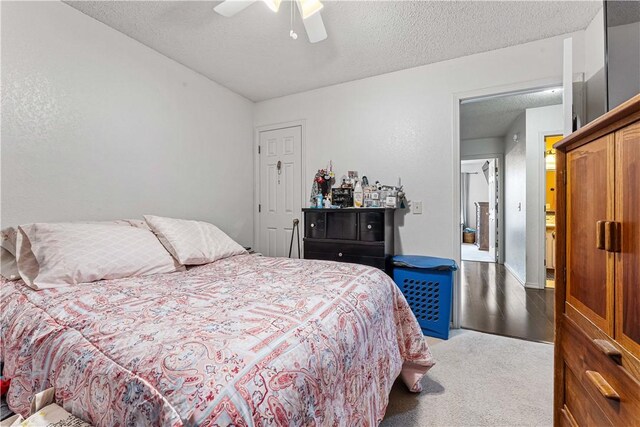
[503,262,525,285]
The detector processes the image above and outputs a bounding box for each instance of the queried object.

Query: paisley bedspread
[1,255,434,426]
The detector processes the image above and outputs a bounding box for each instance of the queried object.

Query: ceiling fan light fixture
[262,0,282,13]
[297,0,323,20]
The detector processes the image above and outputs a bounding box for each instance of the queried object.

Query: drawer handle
[310,223,315,228]
[367,224,372,229]
[585,370,620,401]
[338,252,343,257]
[596,221,605,250]
[593,339,622,364]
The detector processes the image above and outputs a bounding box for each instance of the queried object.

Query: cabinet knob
[604,221,621,252]
[310,223,315,228]
[367,224,372,229]
[338,252,343,257]
[596,220,606,250]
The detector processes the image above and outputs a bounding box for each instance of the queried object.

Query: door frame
[538,131,564,290]
[253,120,306,255]
[452,76,562,328]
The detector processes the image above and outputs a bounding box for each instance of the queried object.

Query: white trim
[451,96,462,329]
[253,120,306,254]
[452,77,562,328]
[505,262,526,286]
[563,38,574,136]
[536,129,563,290]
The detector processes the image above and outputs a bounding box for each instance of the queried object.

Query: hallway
[460,261,554,342]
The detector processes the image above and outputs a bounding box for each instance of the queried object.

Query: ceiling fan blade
[214,0,256,17]
[301,10,327,43]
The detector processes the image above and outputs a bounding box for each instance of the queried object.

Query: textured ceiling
[65,1,602,102]
[607,0,640,27]
[460,89,563,140]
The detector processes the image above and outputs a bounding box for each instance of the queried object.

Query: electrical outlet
[413,201,423,214]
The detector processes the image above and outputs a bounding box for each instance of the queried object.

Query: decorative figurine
[310,162,335,206]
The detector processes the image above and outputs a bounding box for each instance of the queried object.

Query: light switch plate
[413,201,423,214]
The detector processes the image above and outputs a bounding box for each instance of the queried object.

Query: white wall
[608,21,640,109]
[461,137,505,158]
[583,8,607,123]
[525,104,563,288]
[254,32,585,258]
[1,1,255,245]
[503,114,527,283]
[461,161,489,230]
[584,8,605,82]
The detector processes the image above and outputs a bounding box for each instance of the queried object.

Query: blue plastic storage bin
[392,255,458,340]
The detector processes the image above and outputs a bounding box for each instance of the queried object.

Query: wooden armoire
[554,94,640,426]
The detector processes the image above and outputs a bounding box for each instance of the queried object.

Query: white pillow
[144,215,246,265]
[1,247,20,280]
[1,226,18,255]
[1,227,20,280]
[15,222,185,290]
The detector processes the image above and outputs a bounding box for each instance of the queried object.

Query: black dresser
[302,208,395,274]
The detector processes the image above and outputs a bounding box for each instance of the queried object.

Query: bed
[1,254,434,426]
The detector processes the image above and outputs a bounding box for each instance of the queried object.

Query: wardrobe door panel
[566,134,615,336]
[615,121,640,359]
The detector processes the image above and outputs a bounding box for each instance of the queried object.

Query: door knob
[367,224,372,229]
[310,223,315,228]
[338,252,343,257]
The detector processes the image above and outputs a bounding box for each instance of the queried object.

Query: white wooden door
[258,126,302,257]
[487,158,497,261]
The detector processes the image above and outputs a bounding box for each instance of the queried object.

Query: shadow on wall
[394,207,410,254]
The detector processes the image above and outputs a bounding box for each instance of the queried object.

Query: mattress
[1,254,434,426]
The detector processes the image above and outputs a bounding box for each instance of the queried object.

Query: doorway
[457,86,562,342]
[544,134,562,288]
[460,158,499,263]
[256,124,303,257]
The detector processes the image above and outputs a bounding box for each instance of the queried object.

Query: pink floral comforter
[1,255,434,426]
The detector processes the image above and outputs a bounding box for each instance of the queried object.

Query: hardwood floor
[461,261,554,343]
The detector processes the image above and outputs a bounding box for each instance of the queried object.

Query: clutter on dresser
[309,161,335,207]
[331,187,353,208]
[309,162,407,210]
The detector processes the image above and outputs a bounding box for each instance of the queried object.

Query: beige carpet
[382,329,553,427]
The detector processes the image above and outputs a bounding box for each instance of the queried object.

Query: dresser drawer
[305,212,326,239]
[304,249,386,270]
[326,212,357,240]
[304,240,385,258]
[564,366,612,426]
[562,316,640,426]
[559,406,578,427]
[340,254,386,270]
[359,211,384,241]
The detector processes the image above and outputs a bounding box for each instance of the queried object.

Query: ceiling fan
[214,0,328,43]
